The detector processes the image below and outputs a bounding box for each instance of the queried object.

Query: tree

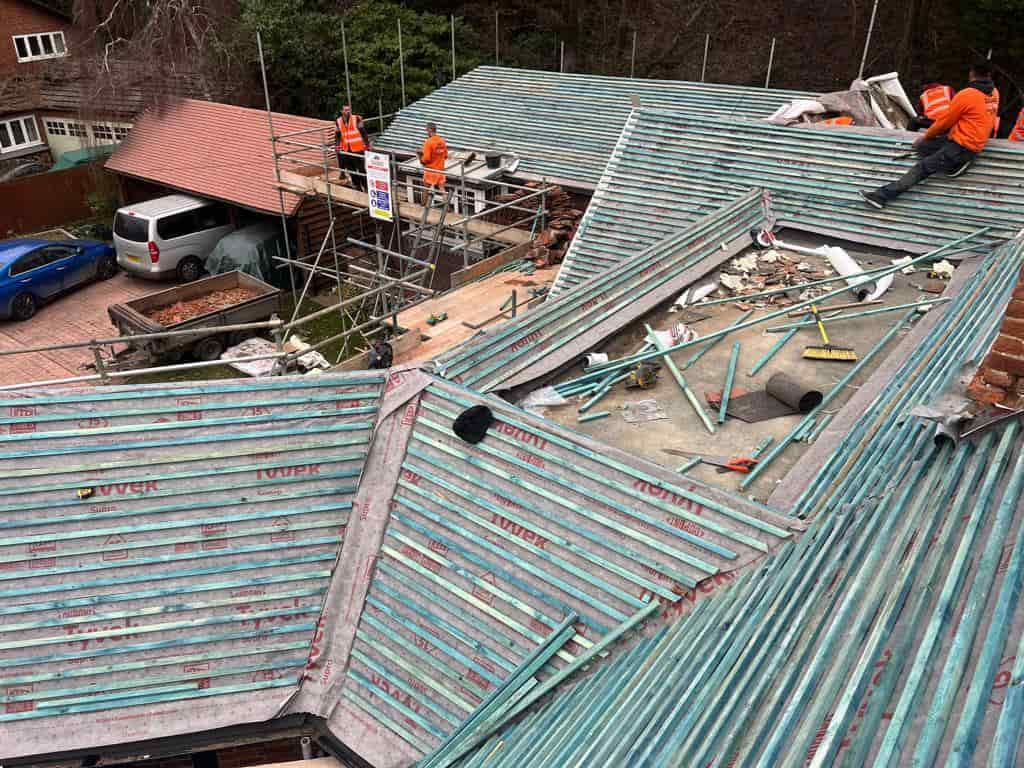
[239,0,480,120]
[74,0,251,112]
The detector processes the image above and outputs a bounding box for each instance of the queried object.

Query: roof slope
[374,67,814,188]
[105,99,332,215]
[434,189,768,392]
[0,373,385,760]
[319,373,795,764]
[0,368,795,765]
[451,236,1024,766]
[552,107,1024,295]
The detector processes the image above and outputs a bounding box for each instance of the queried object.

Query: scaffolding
[267,118,552,362]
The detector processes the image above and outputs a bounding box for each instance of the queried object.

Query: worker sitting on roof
[419,122,448,205]
[860,62,996,209]
[335,104,370,192]
[908,81,955,131]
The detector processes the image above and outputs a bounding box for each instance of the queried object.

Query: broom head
[803,344,858,362]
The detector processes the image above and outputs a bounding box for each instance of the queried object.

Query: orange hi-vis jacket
[421,134,449,186]
[986,87,1001,136]
[923,86,993,153]
[1009,108,1024,142]
[337,114,366,153]
[920,85,954,120]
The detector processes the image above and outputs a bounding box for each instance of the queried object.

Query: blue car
[0,239,118,321]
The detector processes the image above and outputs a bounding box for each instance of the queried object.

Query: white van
[113,195,235,282]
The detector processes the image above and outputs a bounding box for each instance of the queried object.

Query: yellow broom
[803,304,858,362]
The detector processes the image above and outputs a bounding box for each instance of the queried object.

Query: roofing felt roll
[726,373,823,422]
[766,372,823,412]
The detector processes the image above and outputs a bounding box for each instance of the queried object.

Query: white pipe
[767,236,892,302]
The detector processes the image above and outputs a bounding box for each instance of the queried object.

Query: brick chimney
[967,267,1024,406]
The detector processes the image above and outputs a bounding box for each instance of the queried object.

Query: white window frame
[44,119,67,137]
[90,122,132,145]
[0,115,43,154]
[12,31,67,63]
[91,124,115,142]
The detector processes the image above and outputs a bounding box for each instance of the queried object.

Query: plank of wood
[392,265,556,365]
[278,169,533,246]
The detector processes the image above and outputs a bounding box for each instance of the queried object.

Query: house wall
[0,0,72,72]
[968,264,1024,407]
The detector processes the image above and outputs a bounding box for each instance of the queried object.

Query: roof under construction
[552,107,1024,295]
[10,63,1024,768]
[0,368,795,766]
[436,236,1024,767]
[373,66,815,188]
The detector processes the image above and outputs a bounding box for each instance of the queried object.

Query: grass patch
[278,289,369,364]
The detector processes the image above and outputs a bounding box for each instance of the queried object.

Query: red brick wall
[0,0,72,73]
[968,265,1024,406]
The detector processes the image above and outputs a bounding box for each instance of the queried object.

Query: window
[40,246,76,263]
[156,205,231,241]
[12,32,67,63]
[9,251,44,277]
[44,119,67,137]
[0,116,42,154]
[114,213,149,243]
[194,203,231,231]
[67,122,86,137]
[89,124,130,144]
[157,211,199,241]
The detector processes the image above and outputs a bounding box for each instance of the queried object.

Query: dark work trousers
[875,137,975,201]
[337,150,367,192]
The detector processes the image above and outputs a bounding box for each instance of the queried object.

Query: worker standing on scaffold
[419,121,448,206]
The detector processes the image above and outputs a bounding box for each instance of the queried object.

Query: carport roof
[105,98,332,216]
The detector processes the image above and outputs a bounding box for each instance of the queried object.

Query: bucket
[485,152,502,169]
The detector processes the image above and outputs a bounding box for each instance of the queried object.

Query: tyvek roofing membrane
[433,189,769,393]
[373,66,813,188]
[0,374,385,759]
[440,238,1024,766]
[0,367,795,764]
[317,373,794,763]
[552,107,1024,295]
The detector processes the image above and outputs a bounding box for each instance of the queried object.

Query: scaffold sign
[365,151,394,222]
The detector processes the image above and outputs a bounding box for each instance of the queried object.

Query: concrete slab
[532,231,941,504]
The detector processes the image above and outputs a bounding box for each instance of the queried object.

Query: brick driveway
[0,272,154,387]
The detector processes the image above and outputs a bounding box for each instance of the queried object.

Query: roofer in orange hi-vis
[860,61,997,209]
[419,122,449,205]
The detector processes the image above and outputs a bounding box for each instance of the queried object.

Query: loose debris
[491,183,583,267]
[144,287,257,325]
[709,248,837,306]
[930,259,955,280]
[622,399,667,423]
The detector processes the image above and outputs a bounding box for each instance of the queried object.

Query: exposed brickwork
[0,0,73,73]
[968,268,1024,407]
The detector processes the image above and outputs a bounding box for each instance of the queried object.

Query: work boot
[946,159,973,178]
[859,190,886,209]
